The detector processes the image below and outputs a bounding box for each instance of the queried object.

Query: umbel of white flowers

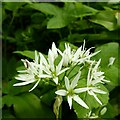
[13,41,110,109]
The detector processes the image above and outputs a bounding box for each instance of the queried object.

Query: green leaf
[29,3,62,15]
[47,15,69,29]
[90,9,117,31]
[101,103,118,118]
[85,84,109,109]
[14,50,35,59]
[73,100,89,118]
[2,79,32,95]
[2,95,14,108]
[40,89,56,107]
[64,2,98,18]
[13,93,55,118]
[4,2,25,12]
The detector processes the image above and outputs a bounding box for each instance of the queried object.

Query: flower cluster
[14,41,109,110]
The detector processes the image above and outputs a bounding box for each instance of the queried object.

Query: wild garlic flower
[55,71,89,109]
[58,40,100,66]
[76,41,100,65]
[88,59,110,86]
[13,51,51,92]
[77,59,109,105]
[39,42,69,84]
[40,53,69,84]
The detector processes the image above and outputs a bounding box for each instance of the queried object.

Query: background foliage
[2,1,120,119]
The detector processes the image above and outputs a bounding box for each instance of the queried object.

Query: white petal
[57,67,69,76]
[82,40,86,51]
[40,74,52,78]
[74,47,82,58]
[55,90,67,96]
[87,66,92,86]
[71,71,81,89]
[53,77,58,84]
[29,79,40,92]
[48,49,55,72]
[92,88,107,94]
[65,76,70,90]
[88,90,102,105]
[67,96,72,109]
[57,49,63,56]
[74,88,89,93]
[17,70,27,73]
[93,59,101,71]
[35,50,39,64]
[73,95,89,109]
[56,59,63,74]
[51,42,58,58]
[42,66,51,75]
[15,74,34,81]
[90,51,101,58]
[13,80,35,86]
[39,53,48,67]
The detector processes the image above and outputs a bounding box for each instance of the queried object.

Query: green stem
[66,64,78,77]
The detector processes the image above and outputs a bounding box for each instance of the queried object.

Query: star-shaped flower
[55,71,89,109]
[76,59,109,105]
[13,51,51,92]
[58,40,100,66]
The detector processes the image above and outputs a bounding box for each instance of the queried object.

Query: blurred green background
[1,1,120,119]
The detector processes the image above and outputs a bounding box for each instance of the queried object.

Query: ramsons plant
[13,41,112,119]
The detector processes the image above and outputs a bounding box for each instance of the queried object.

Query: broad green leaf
[2,79,32,95]
[64,2,98,18]
[13,93,55,118]
[101,103,118,118]
[14,50,35,59]
[28,3,62,15]
[84,84,109,109]
[47,15,68,29]
[73,100,89,118]
[40,89,56,107]
[94,42,118,68]
[104,66,118,90]
[4,2,25,12]
[2,95,14,108]
[90,9,117,31]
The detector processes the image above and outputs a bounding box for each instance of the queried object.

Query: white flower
[55,72,89,109]
[13,51,51,92]
[76,59,109,105]
[57,43,74,66]
[88,59,110,86]
[76,40,100,65]
[108,57,115,67]
[40,52,69,84]
[58,40,100,66]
